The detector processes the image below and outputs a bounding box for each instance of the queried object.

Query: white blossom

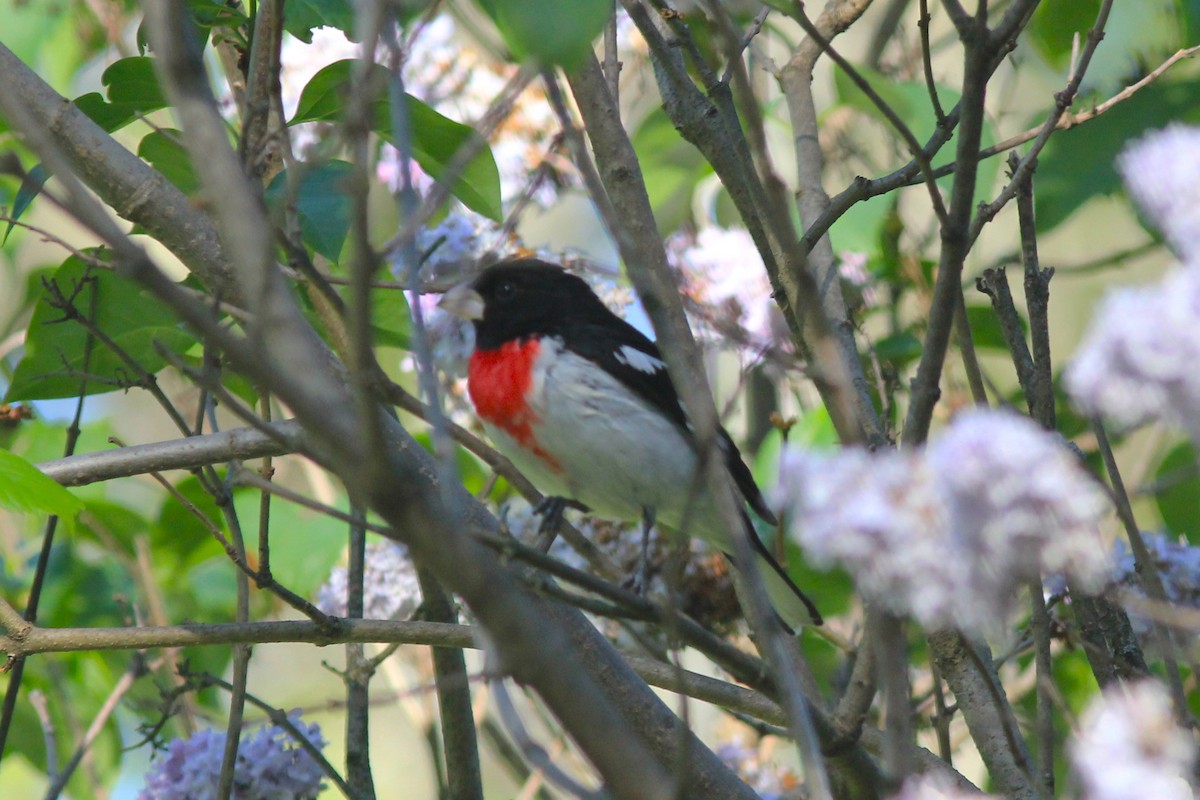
[837,250,881,308]
[1065,267,1200,442]
[139,713,326,800]
[1069,680,1196,800]
[1117,124,1200,259]
[715,738,801,799]
[1067,124,1200,442]
[775,409,1111,632]
[887,773,996,800]
[668,227,790,359]
[315,540,422,621]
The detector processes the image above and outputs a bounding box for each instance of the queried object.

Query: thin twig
[1092,421,1191,720]
[969,0,1116,244]
[789,1,949,228]
[44,656,150,799]
[0,278,98,762]
[918,0,947,124]
[197,672,354,799]
[344,507,378,800]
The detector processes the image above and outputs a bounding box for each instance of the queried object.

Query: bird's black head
[447,259,614,350]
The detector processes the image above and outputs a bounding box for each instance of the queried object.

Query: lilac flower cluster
[1067,125,1200,441]
[139,713,326,800]
[1066,269,1200,442]
[1116,124,1200,257]
[315,540,422,621]
[1069,680,1196,800]
[1109,532,1200,646]
[886,774,995,800]
[667,227,792,362]
[774,409,1111,632]
[715,739,801,800]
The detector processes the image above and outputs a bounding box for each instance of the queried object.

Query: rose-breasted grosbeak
[441,258,821,628]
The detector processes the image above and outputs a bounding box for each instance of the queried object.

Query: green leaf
[283,0,358,42]
[0,449,83,526]
[290,60,503,220]
[478,0,611,67]
[828,191,896,263]
[136,0,247,56]
[873,331,922,367]
[1036,73,1200,231]
[1034,2,1181,94]
[137,129,199,193]
[265,161,354,261]
[964,302,1027,351]
[833,66,998,209]
[1154,441,1200,541]
[834,65,949,146]
[370,286,411,349]
[234,488,349,596]
[3,163,47,245]
[6,255,196,401]
[1,0,100,92]
[73,56,167,133]
[632,109,712,232]
[1029,0,1103,68]
[155,473,230,563]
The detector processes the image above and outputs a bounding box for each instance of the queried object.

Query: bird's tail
[744,521,823,630]
[753,545,823,630]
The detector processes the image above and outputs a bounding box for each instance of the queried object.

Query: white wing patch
[613,345,666,374]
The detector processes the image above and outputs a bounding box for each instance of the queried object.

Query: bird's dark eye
[494,280,517,301]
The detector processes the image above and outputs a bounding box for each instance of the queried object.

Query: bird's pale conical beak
[439,281,485,321]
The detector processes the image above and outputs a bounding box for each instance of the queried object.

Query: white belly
[482,342,725,545]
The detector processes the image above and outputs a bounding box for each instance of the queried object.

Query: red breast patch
[468,339,560,470]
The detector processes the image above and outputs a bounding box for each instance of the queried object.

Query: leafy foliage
[290,59,503,221]
[478,0,612,67]
[0,449,83,526]
[3,1,1200,798]
[6,255,195,401]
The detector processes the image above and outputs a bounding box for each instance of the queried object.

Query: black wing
[562,316,776,524]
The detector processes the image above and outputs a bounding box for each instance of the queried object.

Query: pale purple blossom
[139,713,326,800]
[376,146,437,196]
[887,774,995,800]
[1109,532,1200,648]
[775,409,1111,631]
[1117,124,1200,259]
[715,738,801,799]
[1069,680,1195,800]
[1067,124,1200,441]
[837,250,881,308]
[416,213,484,269]
[315,540,422,620]
[1065,267,1200,443]
[668,227,790,359]
[402,15,561,202]
[1113,532,1200,610]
